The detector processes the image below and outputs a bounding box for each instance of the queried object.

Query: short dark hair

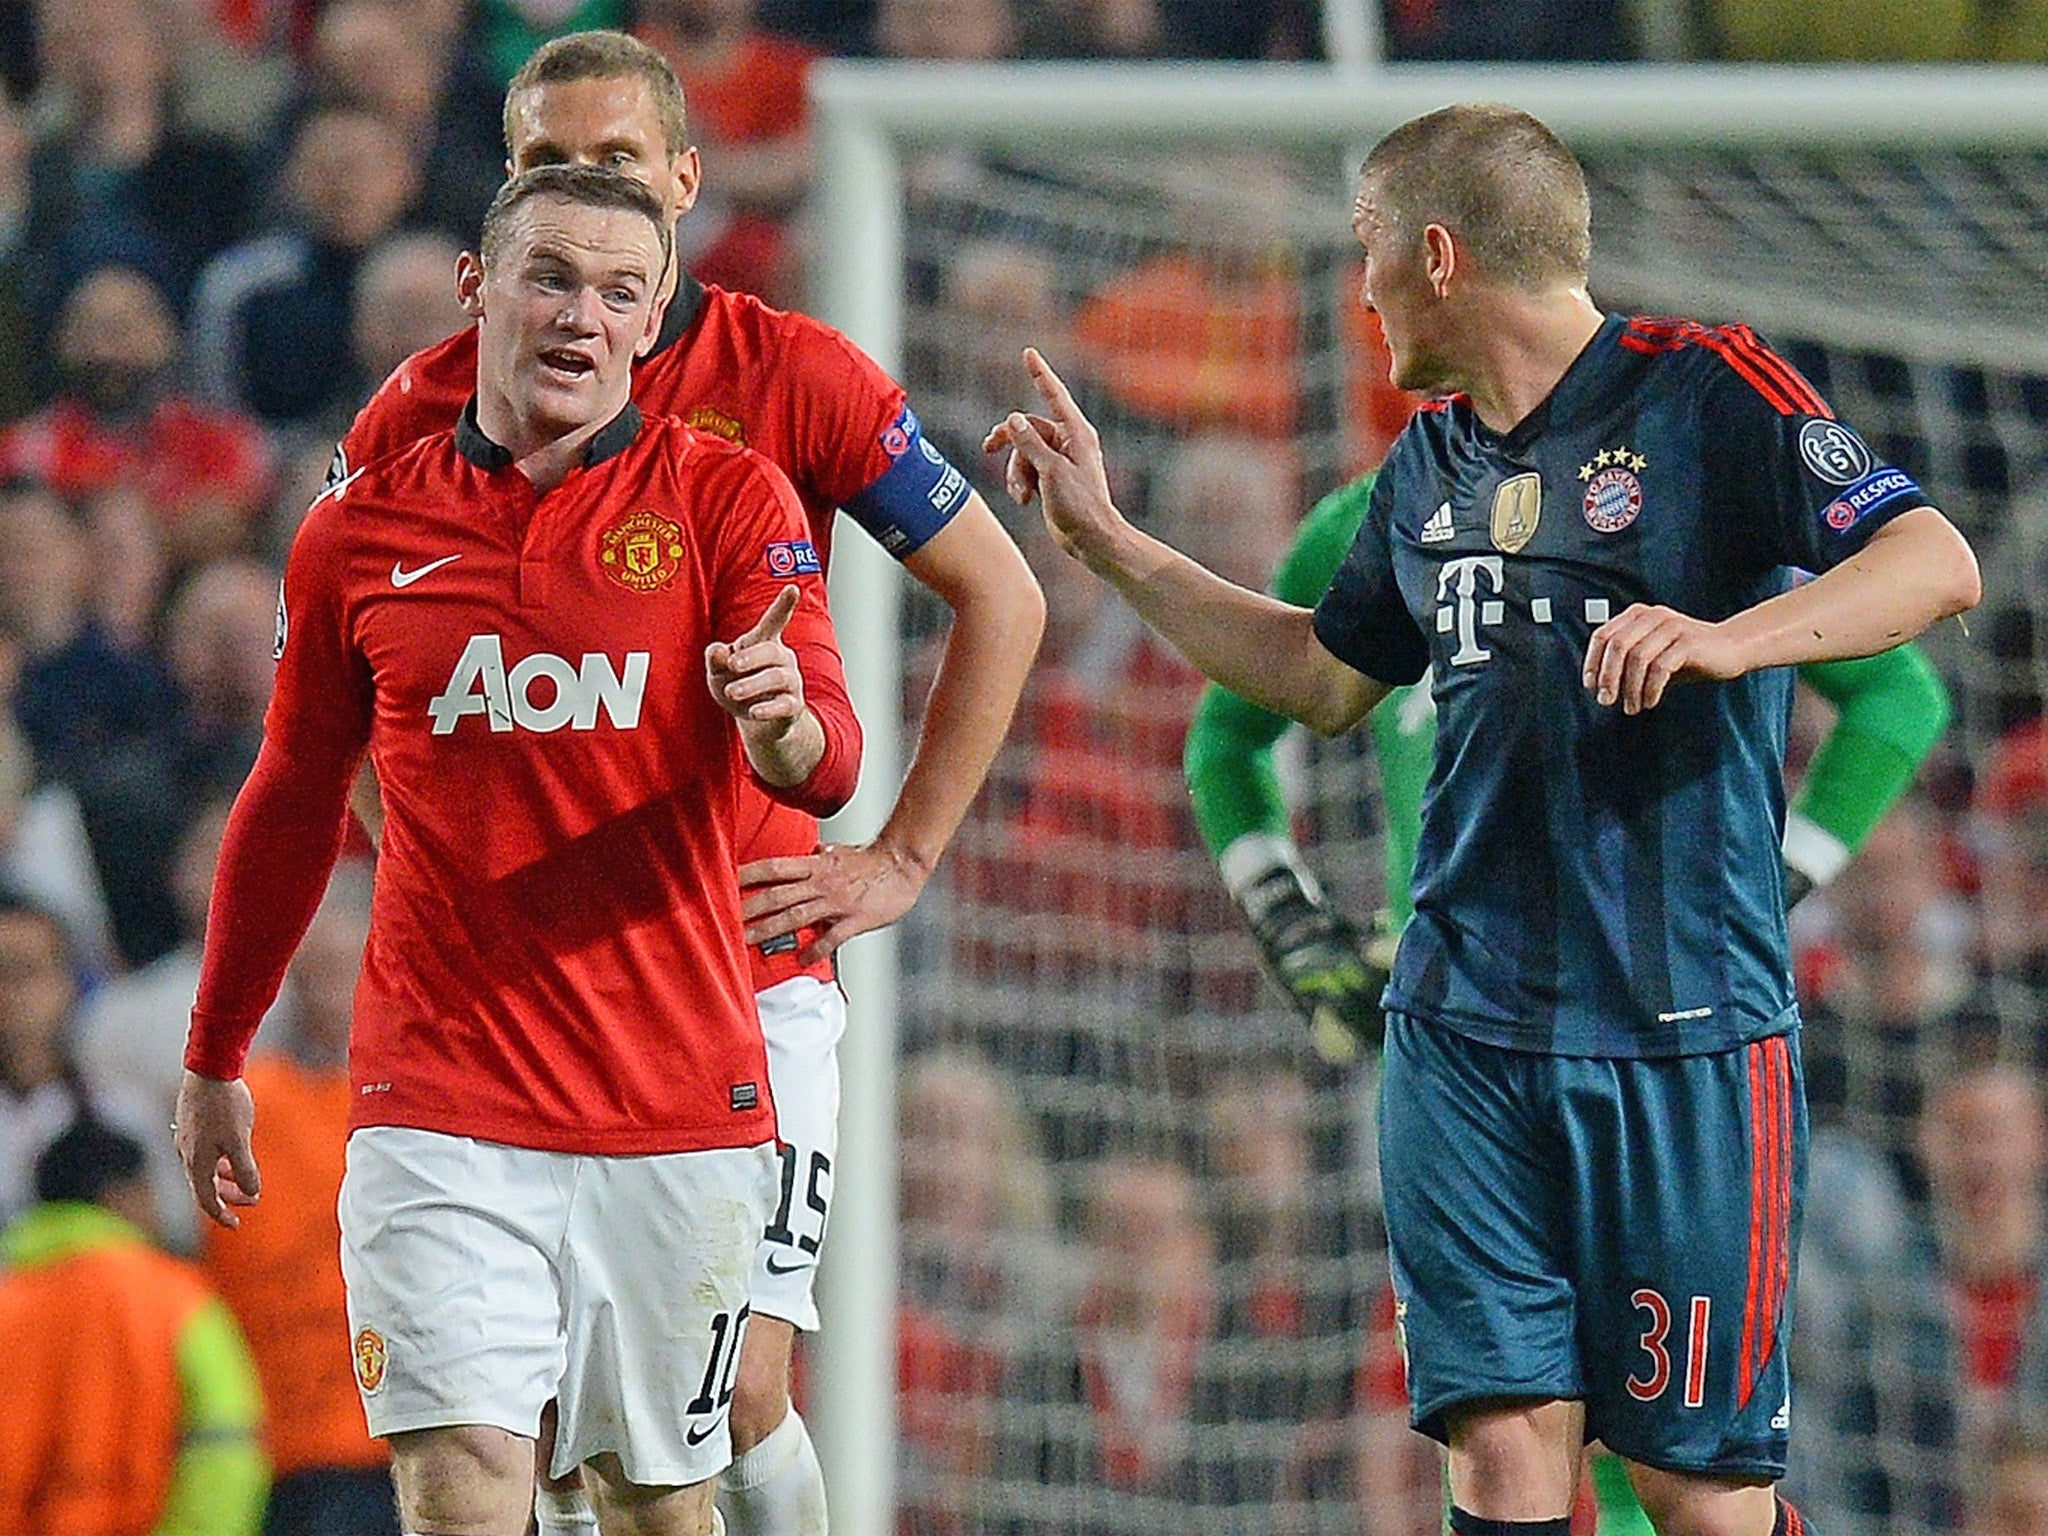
[504,31,690,158]
[35,1118,146,1206]
[478,164,673,273]
[1361,103,1592,290]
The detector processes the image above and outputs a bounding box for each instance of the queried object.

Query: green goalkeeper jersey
[1184,470,1952,1536]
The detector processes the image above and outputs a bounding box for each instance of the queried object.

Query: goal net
[811,65,2048,1536]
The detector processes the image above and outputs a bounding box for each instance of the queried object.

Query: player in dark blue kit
[987,105,1981,1536]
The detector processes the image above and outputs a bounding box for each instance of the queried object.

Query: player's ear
[1423,223,1457,300]
[455,251,486,320]
[636,290,668,358]
[668,146,702,220]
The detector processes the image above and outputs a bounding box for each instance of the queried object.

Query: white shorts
[751,975,846,1330]
[339,1126,775,1485]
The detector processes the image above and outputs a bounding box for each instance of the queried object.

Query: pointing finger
[738,585,800,647]
[1023,348,1086,435]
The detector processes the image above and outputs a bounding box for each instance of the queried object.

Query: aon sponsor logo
[428,635,649,735]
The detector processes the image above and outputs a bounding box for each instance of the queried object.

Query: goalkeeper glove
[1782,810,1849,912]
[1782,862,1816,911]
[1222,836,1388,1063]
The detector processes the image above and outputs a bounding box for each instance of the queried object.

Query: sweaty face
[474,197,666,441]
[506,76,693,222]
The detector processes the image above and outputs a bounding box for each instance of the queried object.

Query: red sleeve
[186,501,374,1079]
[710,446,861,818]
[783,314,911,508]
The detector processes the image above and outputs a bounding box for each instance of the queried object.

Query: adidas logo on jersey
[428,635,649,735]
[1421,501,1455,544]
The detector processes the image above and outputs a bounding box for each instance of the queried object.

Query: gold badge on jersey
[685,406,746,445]
[1490,472,1542,554]
[353,1327,387,1394]
[600,511,686,593]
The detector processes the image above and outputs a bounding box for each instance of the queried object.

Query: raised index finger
[738,584,801,647]
[1024,348,1090,438]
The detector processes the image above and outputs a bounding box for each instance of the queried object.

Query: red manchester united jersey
[189,404,861,1155]
[340,277,969,988]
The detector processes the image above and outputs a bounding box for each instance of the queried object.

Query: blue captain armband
[841,405,973,559]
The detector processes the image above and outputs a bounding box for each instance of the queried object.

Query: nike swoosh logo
[391,555,461,588]
[685,1416,728,1447]
[764,1255,813,1276]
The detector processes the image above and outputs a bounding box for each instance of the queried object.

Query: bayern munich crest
[599,510,686,593]
[1579,446,1647,534]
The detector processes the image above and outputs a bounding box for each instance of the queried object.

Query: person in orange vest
[202,865,398,1536]
[0,1116,269,1536]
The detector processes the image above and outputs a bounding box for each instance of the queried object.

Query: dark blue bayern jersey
[1313,314,1928,1056]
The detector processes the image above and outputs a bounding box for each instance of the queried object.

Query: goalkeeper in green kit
[1183,469,1953,1536]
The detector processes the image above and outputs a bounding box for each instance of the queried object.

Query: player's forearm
[188,736,357,1078]
[879,553,1045,873]
[1723,507,1980,673]
[1076,525,1384,735]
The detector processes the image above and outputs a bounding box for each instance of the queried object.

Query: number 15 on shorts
[1628,1289,1710,1408]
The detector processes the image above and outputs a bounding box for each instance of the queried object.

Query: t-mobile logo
[1434,555,1506,665]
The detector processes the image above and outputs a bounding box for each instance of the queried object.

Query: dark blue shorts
[1378,1012,1805,1478]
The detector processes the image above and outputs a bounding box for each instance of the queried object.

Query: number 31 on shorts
[1627,1288,1711,1408]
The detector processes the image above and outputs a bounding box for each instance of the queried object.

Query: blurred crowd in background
[8,2,2048,1535]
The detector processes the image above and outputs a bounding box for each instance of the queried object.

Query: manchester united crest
[600,511,686,593]
[353,1327,387,1395]
[1579,446,1647,534]
[1489,473,1542,554]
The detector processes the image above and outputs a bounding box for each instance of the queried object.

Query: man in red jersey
[336,31,1044,1536]
[175,164,861,1536]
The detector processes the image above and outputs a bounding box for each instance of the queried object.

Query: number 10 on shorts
[1627,1289,1710,1408]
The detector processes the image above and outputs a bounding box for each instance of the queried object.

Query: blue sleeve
[839,405,973,559]
[1706,351,1928,576]
[1311,468,1429,687]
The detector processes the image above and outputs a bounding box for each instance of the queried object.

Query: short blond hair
[1361,103,1591,290]
[503,31,689,158]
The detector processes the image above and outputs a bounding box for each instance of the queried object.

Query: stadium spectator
[916,238,1068,468]
[188,107,419,426]
[1925,1065,2048,1448]
[636,0,817,302]
[1025,0,1164,56]
[874,0,1020,60]
[1380,0,1634,60]
[0,1116,269,1535]
[1156,0,1320,58]
[0,887,181,1238]
[473,0,631,87]
[284,0,502,241]
[898,1051,1062,1536]
[348,231,467,411]
[78,796,240,1150]
[0,631,116,977]
[0,83,37,423]
[0,476,176,792]
[1977,715,2048,986]
[1786,1125,1962,1530]
[202,865,399,1536]
[1005,1155,1245,1510]
[159,557,281,796]
[23,0,254,309]
[0,264,274,560]
[1975,1411,2048,1535]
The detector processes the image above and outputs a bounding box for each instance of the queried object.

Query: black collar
[645,270,705,364]
[455,397,644,472]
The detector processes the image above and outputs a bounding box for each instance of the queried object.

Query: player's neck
[475,388,624,494]
[1458,289,1605,435]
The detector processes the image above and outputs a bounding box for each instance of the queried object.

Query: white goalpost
[811,61,2048,1536]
